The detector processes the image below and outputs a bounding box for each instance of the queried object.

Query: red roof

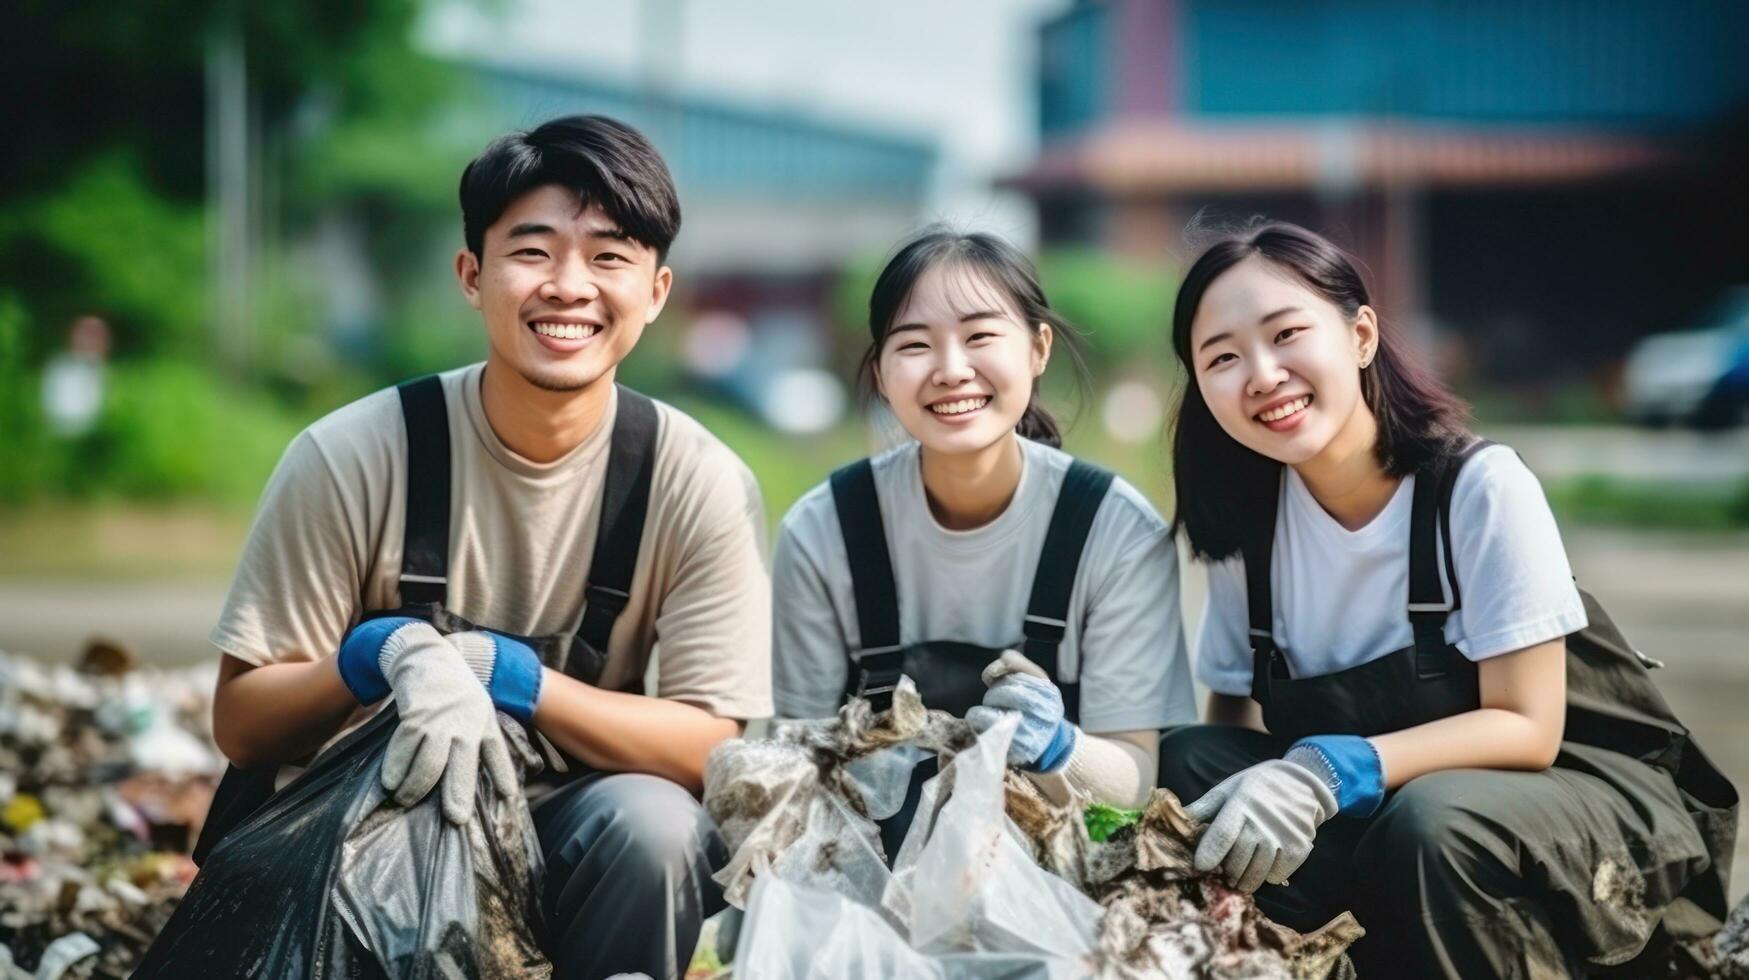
[1006,120,1679,194]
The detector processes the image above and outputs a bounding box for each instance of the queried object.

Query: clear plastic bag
[711,685,1100,977]
[133,709,550,979]
[899,713,1100,963]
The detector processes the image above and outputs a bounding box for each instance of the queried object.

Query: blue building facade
[1043,0,1749,135]
[1019,0,1749,377]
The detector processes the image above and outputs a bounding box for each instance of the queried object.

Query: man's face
[455,184,672,393]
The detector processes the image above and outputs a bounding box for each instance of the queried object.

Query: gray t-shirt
[772,438,1195,734]
[213,364,774,750]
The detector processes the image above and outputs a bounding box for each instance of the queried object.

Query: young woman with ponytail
[771,229,1196,848]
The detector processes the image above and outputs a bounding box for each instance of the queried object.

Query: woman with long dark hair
[771,229,1197,849]
[1158,221,1733,976]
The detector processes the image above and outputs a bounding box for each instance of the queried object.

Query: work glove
[447,630,546,723]
[336,617,518,825]
[965,650,1079,773]
[1185,735,1383,893]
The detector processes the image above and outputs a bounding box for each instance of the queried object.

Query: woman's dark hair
[862,228,1084,448]
[1170,220,1471,560]
[460,114,681,261]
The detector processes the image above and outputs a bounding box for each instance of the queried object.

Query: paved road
[2,527,1746,902]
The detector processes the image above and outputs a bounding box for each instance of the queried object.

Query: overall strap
[830,459,904,703]
[396,375,451,606]
[576,387,659,655]
[1242,476,1281,704]
[1021,459,1114,713]
[1437,438,1496,613]
[1406,438,1494,677]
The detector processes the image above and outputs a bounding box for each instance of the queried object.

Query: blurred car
[1622,287,1749,428]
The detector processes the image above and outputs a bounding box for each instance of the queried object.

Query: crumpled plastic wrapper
[702,678,1363,979]
[0,644,223,979]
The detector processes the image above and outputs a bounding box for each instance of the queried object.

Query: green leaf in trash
[1083,803,1142,842]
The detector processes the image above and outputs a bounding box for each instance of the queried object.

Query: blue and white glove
[1285,735,1386,818]
[336,615,422,704]
[335,617,518,825]
[446,630,545,724]
[965,651,1079,773]
[1184,735,1383,892]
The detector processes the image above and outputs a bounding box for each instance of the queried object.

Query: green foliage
[20,154,207,354]
[377,294,488,384]
[1084,802,1143,843]
[0,344,304,508]
[81,359,304,506]
[1037,248,1176,367]
[0,295,56,503]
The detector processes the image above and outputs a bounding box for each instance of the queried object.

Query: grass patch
[1545,476,1749,530]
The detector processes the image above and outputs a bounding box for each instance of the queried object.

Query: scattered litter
[0,644,221,978]
[703,678,1364,978]
[1703,891,1749,978]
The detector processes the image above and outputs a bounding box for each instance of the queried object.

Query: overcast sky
[420,0,1070,241]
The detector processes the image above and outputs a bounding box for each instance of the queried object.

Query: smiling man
[206,116,771,979]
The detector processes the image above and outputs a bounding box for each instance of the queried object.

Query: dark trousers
[530,772,728,980]
[1158,725,1707,979]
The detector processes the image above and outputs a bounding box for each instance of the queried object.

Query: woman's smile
[1255,393,1314,432]
[926,394,992,424]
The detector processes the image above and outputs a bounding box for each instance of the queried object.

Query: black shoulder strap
[830,459,904,702]
[396,376,451,606]
[1242,474,1281,704]
[1407,438,1494,677]
[1021,460,1114,705]
[1436,438,1495,613]
[576,387,660,654]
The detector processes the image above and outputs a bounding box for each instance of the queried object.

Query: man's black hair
[459,114,681,262]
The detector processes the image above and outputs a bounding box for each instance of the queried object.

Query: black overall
[829,455,1114,857]
[195,374,659,857]
[1158,441,1738,977]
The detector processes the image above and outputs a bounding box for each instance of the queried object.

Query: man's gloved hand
[447,630,545,723]
[369,620,519,824]
[1186,752,1344,893]
[965,650,1079,773]
[336,615,423,704]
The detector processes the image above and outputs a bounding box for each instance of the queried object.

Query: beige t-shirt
[212,363,773,735]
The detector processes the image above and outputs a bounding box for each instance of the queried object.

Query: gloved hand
[965,650,1079,773]
[1286,735,1386,818]
[372,620,519,824]
[447,630,545,723]
[1185,758,1336,893]
[336,615,422,703]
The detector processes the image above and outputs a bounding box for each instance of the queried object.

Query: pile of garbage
[702,679,1363,979]
[0,644,223,979]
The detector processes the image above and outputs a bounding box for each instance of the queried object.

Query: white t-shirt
[772,438,1197,734]
[1196,444,1588,696]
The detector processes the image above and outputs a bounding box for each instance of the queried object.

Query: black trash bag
[134,708,552,979]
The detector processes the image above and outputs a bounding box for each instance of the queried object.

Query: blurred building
[467,58,936,286]
[1009,0,1749,381]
